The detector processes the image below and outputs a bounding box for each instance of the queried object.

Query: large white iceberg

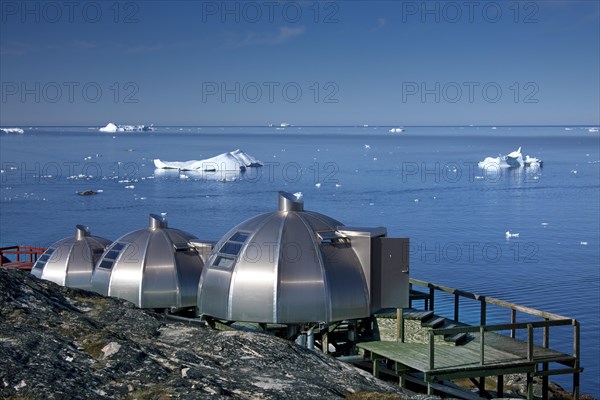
[99,123,153,132]
[479,147,543,169]
[154,149,263,172]
[0,127,24,134]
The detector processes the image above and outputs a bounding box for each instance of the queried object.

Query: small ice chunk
[315,183,321,188]
[505,231,520,238]
[293,192,303,200]
[335,183,341,188]
[580,241,588,246]
[124,185,135,189]
[364,144,371,149]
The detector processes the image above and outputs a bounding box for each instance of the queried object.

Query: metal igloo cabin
[90,214,212,309]
[197,192,410,325]
[30,225,111,290]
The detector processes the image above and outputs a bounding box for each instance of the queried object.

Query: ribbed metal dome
[197,192,370,324]
[30,225,111,290]
[90,214,205,309]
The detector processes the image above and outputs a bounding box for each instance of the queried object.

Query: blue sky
[1,0,599,125]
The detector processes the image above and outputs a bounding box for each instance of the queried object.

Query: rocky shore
[0,268,433,400]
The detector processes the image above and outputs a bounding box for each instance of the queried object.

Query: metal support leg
[322,332,329,354]
[526,373,533,400]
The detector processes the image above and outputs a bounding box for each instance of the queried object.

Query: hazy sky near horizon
[1,0,599,126]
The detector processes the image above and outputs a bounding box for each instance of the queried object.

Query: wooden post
[429,286,435,311]
[573,321,580,400]
[480,300,486,326]
[322,332,329,354]
[511,309,517,338]
[527,324,534,361]
[479,377,486,397]
[480,326,485,365]
[454,294,459,322]
[526,372,534,400]
[428,330,435,371]
[497,375,504,398]
[542,319,549,400]
[396,308,404,342]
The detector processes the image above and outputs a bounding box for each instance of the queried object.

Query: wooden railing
[408,278,581,399]
[0,246,46,266]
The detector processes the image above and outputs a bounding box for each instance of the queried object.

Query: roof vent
[149,214,168,229]
[278,191,304,212]
[75,225,90,240]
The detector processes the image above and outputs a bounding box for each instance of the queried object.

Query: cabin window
[34,247,55,269]
[220,242,243,256]
[212,231,250,269]
[173,242,192,252]
[98,242,125,269]
[217,231,249,257]
[229,232,249,243]
[317,231,349,245]
[214,255,234,269]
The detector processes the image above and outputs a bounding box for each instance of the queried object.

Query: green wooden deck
[358,331,576,382]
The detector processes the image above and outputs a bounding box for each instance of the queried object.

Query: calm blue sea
[1,126,599,395]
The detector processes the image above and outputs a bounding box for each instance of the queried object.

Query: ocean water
[1,126,599,395]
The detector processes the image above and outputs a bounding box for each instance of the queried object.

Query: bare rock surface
[0,268,435,399]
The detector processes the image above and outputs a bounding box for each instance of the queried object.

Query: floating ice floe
[99,123,153,133]
[505,231,520,238]
[389,127,404,133]
[0,127,24,134]
[478,147,543,169]
[154,149,262,172]
[588,127,599,133]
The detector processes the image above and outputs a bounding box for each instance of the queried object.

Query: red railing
[0,246,47,270]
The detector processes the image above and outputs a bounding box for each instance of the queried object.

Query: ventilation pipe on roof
[75,225,90,240]
[278,191,304,212]
[149,213,168,229]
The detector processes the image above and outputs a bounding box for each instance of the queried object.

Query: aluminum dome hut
[90,214,212,309]
[30,225,111,290]
[197,192,410,325]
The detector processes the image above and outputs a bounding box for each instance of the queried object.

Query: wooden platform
[358,332,576,382]
[357,278,583,399]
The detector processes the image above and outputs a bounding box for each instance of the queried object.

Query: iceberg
[479,147,543,169]
[0,127,24,134]
[99,123,153,133]
[154,150,263,172]
[505,147,523,168]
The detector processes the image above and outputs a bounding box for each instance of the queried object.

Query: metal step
[421,316,445,328]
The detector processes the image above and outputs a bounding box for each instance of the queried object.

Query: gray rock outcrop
[0,268,432,399]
